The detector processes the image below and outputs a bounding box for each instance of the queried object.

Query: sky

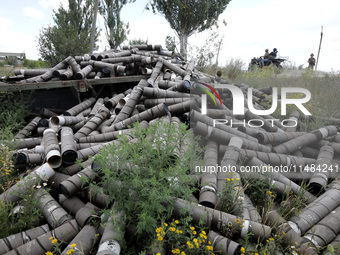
[0,0,339,72]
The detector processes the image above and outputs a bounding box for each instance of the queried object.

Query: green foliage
[99,0,133,49]
[0,149,44,238]
[37,0,99,66]
[165,35,176,51]
[95,119,202,250]
[0,92,32,136]
[191,28,224,71]
[147,0,231,57]
[221,57,245,79]
[128,38,149,46]
[5,56,18,67]
[244,178,275,209]
[217,175,243,215]
[22,58,49,69]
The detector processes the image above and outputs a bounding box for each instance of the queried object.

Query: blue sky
[0,0,339,72]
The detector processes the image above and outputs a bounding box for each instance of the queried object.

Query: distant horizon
[0,0,339,73]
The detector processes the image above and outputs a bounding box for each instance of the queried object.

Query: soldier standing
[307,53,316,70]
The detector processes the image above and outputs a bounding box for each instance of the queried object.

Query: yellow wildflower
[70,244,76,248]
[158,236,163,241]
[51,239,58,244]
[45,252,53,255]
[67,249,74,255]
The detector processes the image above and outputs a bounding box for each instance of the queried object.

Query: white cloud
[0,16,39,59]
[23,7,45,20]
[39,0,68,10]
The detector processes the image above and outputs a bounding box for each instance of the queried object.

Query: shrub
[94,119,203,251]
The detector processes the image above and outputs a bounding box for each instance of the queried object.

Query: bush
[94,119,203,252]
[22,58,49,68]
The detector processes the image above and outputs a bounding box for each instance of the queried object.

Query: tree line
[38,0,231,66]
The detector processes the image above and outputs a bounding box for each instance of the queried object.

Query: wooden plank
[0,75,147,92]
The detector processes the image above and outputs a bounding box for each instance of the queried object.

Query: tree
[99,0,133,49]
[38,0,99,65]
[147,0,231,59]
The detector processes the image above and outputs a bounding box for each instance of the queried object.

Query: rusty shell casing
[190,110,257,142]
[0,163,55,204]
[75,202,100,227]
[47,172,70,190]
[193,121,271,153]
[304,203,340,247]
[97,208,125,255]
[207,230,241,255]
[79,121,148,144]
[105,93,124,109]
[309,145,334,192]
[263,211,317,254]
[199,140,218,208]
[4,219,79,255]
[61,225,98,255]
[64,97,96,116]
[58,194,86,216]
[14,68,50,77]
[60,67,74,80]
[289,182,340,234]
[59,165,97,197]
[52,69,67,78]
[254,131,307,145]
[14,137,43,150]
[43,128,62,168]
[50,116,85,126]
[74,107,110,141]
[143,87,191,99]
[33,188,73,228]
[0,224,50,255]
[60,127,77,166]
[102,55,141,64]
[147,60,163,85]
[239,148,316,168]
[104,49,132,58]
[112,103,169,131]
[284,110,300,132]
[244,194,262,223]
[217,137,243,197]
[84,185,110,209]
[144,98,190,109]
[89,98,104,117]
[273,125,338,154]
[15,116,41,139]
[245,110,284,133]
[159,58,187,77]
[67,57,81,73]
[75,65,93,80]
[173,198,271,242]
[113,79,149,124]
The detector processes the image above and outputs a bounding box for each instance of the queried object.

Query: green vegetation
[147,0,231,58]
[99,0,133,49]
[37,0,99,65]
[94,119,203,252]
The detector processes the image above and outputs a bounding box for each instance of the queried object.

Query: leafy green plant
[0,91,32,136]
[95,119,203,251]
[0,158,45,239]
[217,174,244,215]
